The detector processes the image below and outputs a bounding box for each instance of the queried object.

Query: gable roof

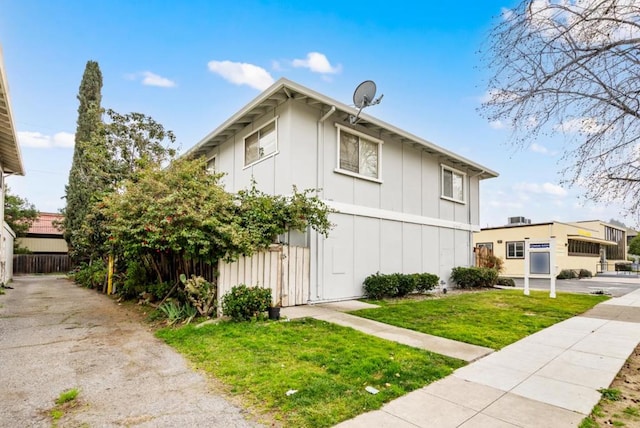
[28,212,64,235]
[186,78,498,180]
[0,45,24,176]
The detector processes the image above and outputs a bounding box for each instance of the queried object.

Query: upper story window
[506,241,525,259]
[206,156,216,173]
[245,119,277,167]
[335,125,382,182]
[441,165,465,203]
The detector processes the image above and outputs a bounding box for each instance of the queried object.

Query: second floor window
[337,127,382,180]
[245,119,277,166]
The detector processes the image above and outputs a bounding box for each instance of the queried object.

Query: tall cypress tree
[63,61,103,263]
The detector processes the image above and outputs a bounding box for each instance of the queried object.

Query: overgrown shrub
[72,260,107,289]
[557,269,578,279]
[119,260,151,299]
[414,273,439,293]
[180,274,216,318]
[450,267,499,288]
[363,272,440,299]
[363,272,397,299]
[496,277,516,287]
[221,284,272,321]
[578,269,593,278]
[148,282,172,301]
[477,252,504,273]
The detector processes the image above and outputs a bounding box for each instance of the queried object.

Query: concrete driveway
[0,275,261,427]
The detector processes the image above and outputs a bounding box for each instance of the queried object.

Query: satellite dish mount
[349,80,383,124]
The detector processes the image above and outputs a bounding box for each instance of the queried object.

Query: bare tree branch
[481,0,640,218]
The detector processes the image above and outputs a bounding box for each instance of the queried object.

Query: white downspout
[469,170,486,266]
[313,106,336,302]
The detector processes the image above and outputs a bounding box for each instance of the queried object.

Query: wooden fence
[14,254,71,274]
[218,245,310,308]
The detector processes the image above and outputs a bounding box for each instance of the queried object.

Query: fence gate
[218,245,310,307]
[14,254,71,274]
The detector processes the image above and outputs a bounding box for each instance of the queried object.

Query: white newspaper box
[524,238,557,298]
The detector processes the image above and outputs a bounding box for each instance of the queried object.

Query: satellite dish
[350,80,383,124]
[353,80,377,108]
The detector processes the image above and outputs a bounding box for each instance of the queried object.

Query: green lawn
[156,318,464,427]
[352,289,608,349]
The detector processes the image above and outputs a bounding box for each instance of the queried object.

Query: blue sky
[0,0,634,228]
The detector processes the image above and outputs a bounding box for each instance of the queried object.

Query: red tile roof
[28,212,64,235]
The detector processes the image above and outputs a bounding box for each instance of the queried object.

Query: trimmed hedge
[221,284,272,321]
[556,269,578,279]
[363,272,439,299]
[450,267,499,288]
[578,269,593,278]
[496,277,516,287]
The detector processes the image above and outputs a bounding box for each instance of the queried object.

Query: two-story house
[185,78,498,303]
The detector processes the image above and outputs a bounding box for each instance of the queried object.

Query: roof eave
[185,78,498,180]
[0,45,25,176]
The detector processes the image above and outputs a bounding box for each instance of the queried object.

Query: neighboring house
[17,212,68,254]
[0,45,25,284]
[186,78,498,303]
[474,217,628,277]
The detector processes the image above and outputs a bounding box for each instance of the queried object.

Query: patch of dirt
[586,344,640,427]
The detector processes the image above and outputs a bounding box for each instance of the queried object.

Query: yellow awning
[567,235,618,246]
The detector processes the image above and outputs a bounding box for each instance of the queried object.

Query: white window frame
[334,124,383,183]
[244,117,278,168]
[441,164,466,204]
[206,155,217,173]
[506,241,525,259]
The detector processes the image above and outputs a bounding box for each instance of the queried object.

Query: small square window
[244,120,277,166]
[441,165,465,203]
[506,241,525,259]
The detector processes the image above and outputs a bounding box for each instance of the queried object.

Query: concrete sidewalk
[329,290,640,427]
[281,301,493,362]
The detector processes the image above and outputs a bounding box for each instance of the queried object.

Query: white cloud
[513,181,567,197]
[140,71,176,88]
[126,71,176,88]
[292,52,341,74]
[555,117,606,135]
[18,131,74,148]
[529,143,558,156]
[207,60,274,90]
[489,120,506,130]
[488,200,524,209]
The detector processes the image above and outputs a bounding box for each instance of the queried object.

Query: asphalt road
[511,274,640,297]
[0,275,262,428]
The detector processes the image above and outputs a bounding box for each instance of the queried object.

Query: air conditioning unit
[508,216,531,225]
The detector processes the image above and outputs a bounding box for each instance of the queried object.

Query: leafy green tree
[629,235,640,256]
[63,60,105,262]
[100,158,334,286]
[100,157,246,282]
[103,109,177,183]
[235,179,333,249]
[4,187,38,253]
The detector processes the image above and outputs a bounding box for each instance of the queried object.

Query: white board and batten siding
[218,245,310,308]
[204,88,492,304]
